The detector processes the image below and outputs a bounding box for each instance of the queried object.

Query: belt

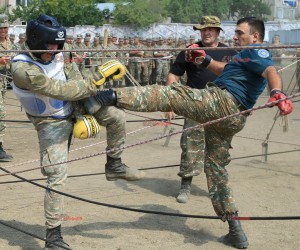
[222,89,245,111]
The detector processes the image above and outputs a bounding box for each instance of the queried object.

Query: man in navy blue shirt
[91,17,293,249]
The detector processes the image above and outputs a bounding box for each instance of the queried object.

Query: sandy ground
[0,66,299,250]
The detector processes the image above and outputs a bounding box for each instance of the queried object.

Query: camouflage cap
[0,14,9,28]
[95,32,101,37]
[85,32,91,37]
[84,37,90,42]
[193,16,223,31]
[77,34,83,38]
[118,37,124,42]
[66,34,73,39]
[9,33,15,38]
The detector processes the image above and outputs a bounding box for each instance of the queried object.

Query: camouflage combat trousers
[178,118,205,178]
[93,105,126,158]
[115,82,247,215]
[0,77,7,143]
[155,60,169,85]
[141,61,152,86]
[128,62,142,82]
[28,106,126,228]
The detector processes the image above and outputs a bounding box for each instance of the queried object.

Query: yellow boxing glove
[93,60,126,86]
[73,115,101,139]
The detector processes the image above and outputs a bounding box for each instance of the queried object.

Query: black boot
[0,142,13,162]
[105,155,145,181]
[223,213,249,249]
[176,177,192,203]
[45,225,70,249]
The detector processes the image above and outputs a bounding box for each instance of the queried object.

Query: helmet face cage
[26,14,66,55]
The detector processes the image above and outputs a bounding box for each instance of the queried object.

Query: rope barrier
[0,93,299,177]
[1,44,300,54]
[0,147,299,185]
[0,166,299,221]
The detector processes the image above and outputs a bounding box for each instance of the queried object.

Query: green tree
[166,0,202,23]
[112,0,168,29]
[201,0,232,20]
[9,0,106,27]
[228,0,271,20]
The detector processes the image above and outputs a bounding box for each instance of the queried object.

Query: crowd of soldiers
[64,33,199,88]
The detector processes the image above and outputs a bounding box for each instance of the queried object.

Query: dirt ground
[0,67,299,250]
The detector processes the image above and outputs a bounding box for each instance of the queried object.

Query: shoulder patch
[257,49,270,58]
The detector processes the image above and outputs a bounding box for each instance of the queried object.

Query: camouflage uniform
[122,37,132,86]
[128,38,145,83]
[90,37,103,67]
[270,35,285,70]
[141,39,154,85]
[115,38,128,87]
[153,39,171,85]
[113,83,246,215]
[0,15,16,160]
[11,50,127,228]
[15,33,26,51]
[72,35,85,72]
[104,40,118,87]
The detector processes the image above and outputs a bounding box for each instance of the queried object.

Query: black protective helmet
[26,14,66,58]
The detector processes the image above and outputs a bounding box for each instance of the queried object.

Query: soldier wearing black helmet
[11,14,145,249]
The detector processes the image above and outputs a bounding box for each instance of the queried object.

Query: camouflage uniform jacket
[0,38,16,72]
[11,49,99,121]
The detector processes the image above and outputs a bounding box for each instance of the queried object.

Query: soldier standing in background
[0,14,13,161]
[128,36,145,83]
[104,35,118,88]
[72,34,85,73]
[123,36,130,47]
[165,16,237,204]
[270,34,285,70]
[188,35,196,45]
[123,36,132,86]
[153,37,171,85]
[142,38,154,85]
[15,33,26,50]
[115,37,128,87]
[9,33,15,44]
[91,36,103,67]
[83,37,92,70]
[63,34,73,64]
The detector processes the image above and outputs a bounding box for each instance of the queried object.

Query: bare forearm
[166,73,180,86]
[207,60,227,76]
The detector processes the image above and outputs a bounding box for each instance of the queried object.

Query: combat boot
[0,142,13,162]
[45,225,70,250]
[176,177,192,203]
[223,213,249,249]
[105,155,145,181]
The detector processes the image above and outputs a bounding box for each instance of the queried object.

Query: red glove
[185,44,212,67]
[268,89,294,115]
